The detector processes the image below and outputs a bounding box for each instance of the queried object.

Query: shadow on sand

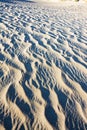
[0,0,36,4]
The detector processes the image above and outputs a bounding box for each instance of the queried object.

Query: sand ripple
[0,1,87,130]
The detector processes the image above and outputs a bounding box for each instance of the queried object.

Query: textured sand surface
[0,1,87,130]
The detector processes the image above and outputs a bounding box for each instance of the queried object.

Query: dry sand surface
[0,0,87,130]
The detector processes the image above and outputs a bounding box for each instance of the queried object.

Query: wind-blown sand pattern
[0,1,87,130]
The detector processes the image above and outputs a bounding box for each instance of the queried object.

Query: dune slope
[0,1,87,130]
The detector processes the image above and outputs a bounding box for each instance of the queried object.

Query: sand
[0,0,87,130]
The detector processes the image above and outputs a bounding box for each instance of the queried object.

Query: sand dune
[0,1,87,130]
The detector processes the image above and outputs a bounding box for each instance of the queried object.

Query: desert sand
[0,0,87,130]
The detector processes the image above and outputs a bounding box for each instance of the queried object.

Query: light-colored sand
[0,1,87,130]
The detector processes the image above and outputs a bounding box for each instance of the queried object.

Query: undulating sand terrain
[0,0,87,130]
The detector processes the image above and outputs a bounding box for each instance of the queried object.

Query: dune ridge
[0,1,87,130]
